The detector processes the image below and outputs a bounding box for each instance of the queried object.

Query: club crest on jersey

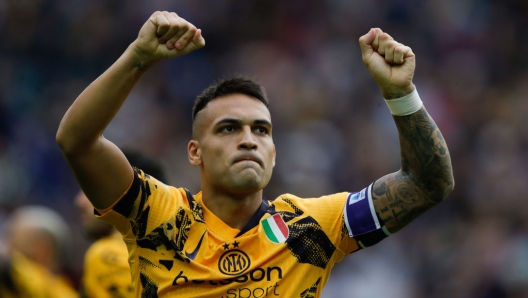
[262,213,289,244]
[218,249,251,275]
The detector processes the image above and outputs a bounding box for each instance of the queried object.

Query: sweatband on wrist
[384,88,423,116]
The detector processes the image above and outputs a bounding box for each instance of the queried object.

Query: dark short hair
[192,76,269,122]
[122,148,168,184]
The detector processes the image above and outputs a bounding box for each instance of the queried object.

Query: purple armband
[344,183,380,237]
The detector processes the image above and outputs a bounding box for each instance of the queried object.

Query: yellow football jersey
[81,233,134,298]
[0,252,77,298]
[97,168,365,298]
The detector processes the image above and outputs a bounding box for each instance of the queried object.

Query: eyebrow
[214,118,273,128]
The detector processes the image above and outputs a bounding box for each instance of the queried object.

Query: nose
[238,127,258,150]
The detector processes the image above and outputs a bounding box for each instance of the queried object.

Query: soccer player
[56,11,454,297]
[76,149,168,298]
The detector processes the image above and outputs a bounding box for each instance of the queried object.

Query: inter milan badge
[262,213,289,244]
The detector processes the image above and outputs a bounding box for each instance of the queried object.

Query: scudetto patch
[262,213,289,244]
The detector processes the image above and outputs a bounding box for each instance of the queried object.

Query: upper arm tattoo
[372,107,454,233]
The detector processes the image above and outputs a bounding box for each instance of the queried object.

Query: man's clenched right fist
[133,11,205,63]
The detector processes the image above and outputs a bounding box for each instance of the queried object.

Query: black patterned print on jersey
[140,273,158,298]
[113,169,144,218]
[280,198,336,269]
[159,260,174,271]
[135,210,192,264]
[340,214,348,241]
[185,189,205,223]
[300,277,320,298]
[133,206,151,238]
[139,256,161,270]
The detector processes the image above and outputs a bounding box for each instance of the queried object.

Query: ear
[272,145,276,168]
[188,140,202,166]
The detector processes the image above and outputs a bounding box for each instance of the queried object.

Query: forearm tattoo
[372,107,454,232]
[133,62,147,71]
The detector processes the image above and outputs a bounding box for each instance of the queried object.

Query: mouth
[233,155,263,166]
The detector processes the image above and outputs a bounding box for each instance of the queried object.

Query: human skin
[358,28,454,233]
[56,12,453,235]
[188,94,276,229]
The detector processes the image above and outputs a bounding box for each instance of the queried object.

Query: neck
[201,187,263,230]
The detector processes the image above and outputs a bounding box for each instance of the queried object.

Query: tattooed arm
[56,11,205,209]
[372,108,454,232]
[358,29,454,233]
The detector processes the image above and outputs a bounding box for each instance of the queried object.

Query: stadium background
[1,0,527,297]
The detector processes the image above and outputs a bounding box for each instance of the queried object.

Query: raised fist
[132,11,205,63]
[359,28,415,99]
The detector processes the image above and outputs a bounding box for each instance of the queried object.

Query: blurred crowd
[1,0,527,297]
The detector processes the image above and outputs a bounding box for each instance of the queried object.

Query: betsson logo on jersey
[172,266,283,286]
[172,266,283,297]
[172,245,283,297]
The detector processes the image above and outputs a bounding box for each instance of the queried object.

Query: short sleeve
[95,167,182,240]
[274,193,360,261]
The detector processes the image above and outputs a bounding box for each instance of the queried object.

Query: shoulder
[117,167,190,210]
[127,167,185,200]
[273,192,350,209]
[270,192,350,223]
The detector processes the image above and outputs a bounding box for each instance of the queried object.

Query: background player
[0,206,77,297]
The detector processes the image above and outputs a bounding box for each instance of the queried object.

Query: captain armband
[384,88,423,116]
[344,183,392,249]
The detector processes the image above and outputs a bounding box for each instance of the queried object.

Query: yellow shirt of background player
[81,233,134,298]
[0,252,77,298]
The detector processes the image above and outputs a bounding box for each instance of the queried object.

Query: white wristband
[384,88,423,116]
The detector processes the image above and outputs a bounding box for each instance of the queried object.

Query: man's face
[75,191,113,239]
[190,94,276,195]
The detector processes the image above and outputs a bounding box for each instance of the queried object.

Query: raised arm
[358,28,454,233]
[56,11,205,209]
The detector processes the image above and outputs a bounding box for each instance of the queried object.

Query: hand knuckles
[380,34,391,41]
[182,21,192,30]
[170,22,180,29]
[397,46,409,55]
[386,40,397,48]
